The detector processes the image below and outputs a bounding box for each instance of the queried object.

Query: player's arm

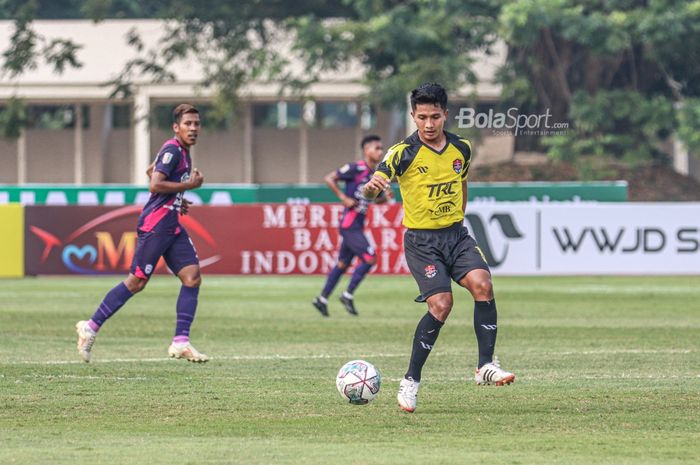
[373,183,395,204]
[324,170,357,209]
[362,173,390,200]
[149,169,204,194]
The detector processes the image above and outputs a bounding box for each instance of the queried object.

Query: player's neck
[174,135,190,150]
[419,131,447,152]
[364,157,378,170]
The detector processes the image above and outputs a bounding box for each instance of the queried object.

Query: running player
[75,103,208,363]
[312,135,389,316]
[363,83,515,412]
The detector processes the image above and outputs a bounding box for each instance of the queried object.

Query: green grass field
[1,275,699,465]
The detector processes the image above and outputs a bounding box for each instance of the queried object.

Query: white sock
[318,296,328,304]
[342,291,353,300]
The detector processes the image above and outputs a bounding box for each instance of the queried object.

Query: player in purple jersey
[312,135,391,317]
[76,104,209,363]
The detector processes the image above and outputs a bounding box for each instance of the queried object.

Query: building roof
[0,19,504,101]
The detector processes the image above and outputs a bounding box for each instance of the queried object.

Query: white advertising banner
[466,203,700,275]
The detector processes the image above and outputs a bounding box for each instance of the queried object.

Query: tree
[499,0,700,164]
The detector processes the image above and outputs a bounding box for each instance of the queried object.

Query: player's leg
[76,231,165,362]
[339,229,376,315]
[454,231,514,385]
[397,229,453,412]
[164,232,208,362]
[313,239,353,317]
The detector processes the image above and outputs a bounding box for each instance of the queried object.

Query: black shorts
[404,222,490,302]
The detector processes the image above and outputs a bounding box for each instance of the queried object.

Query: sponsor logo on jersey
[429,201,456,219]
[162,152,173,164]
[427,181,457,198]
[453,159,462,174]
[424,264,437,278]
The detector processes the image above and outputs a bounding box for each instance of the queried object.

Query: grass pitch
[1,275,699,465]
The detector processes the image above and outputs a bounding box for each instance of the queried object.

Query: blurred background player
[75,104,208,363]
[312,135,391,316]
[363,83,515,412]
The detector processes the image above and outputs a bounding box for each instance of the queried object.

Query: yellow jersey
[375,130,472,229]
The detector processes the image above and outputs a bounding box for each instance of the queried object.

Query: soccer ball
[335,359,381,404]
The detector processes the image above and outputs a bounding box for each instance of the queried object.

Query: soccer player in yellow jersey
[363,83,515,413]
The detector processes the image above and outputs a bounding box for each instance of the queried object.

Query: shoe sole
[476,374,515,386]
[398,404,416,413]
[339,298,358,316]
[169,353,208,363]
[312,301,329,317]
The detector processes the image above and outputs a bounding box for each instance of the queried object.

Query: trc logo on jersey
[453,159,462,174]
[427,181,457,198]
[424,264,438,278]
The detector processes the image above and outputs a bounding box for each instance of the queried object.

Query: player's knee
[125,275,148,293]
[337,261,349,271]
[180,273,202,288]
[471,278,494,300]
[365,256,377,266]
[427,294,453,321]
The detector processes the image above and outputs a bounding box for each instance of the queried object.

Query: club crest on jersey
[424,264,438,279]
[452,159,462,174]
[162,152,173,164]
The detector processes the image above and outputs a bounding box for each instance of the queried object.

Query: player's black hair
[410,83,448,111]
[173,103,199,124]
[360,134,381,149]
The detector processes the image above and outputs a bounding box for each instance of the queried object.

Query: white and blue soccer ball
[336,359,381,405]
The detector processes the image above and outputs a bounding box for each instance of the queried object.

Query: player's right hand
[189,169,204,189]
[362,175,389,200]
[341,195,358,209]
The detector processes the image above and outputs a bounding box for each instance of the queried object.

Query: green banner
[0,181,627,205]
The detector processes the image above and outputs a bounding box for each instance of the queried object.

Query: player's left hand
[180,197,192,216]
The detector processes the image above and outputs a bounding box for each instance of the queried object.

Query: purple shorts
[130,229,199,279]
[338,228,375,264]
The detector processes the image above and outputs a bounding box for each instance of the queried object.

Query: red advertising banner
[24,204,409,275]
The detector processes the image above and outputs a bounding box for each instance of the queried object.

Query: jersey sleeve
[153,145,181,178]
[457,138,472,180]
[375,143,408,180]
[335,162,357,181]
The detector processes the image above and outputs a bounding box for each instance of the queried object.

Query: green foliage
[677,99,700,155]
[0,97,27,139]
[544,90,675,164]
[292,0,501,107]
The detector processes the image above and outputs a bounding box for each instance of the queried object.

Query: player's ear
[172,122,178,132]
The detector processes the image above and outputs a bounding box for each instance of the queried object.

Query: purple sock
[174,286,199,339]
[90,282,134,329]
[347,262,372,294]
[321,265,345,298]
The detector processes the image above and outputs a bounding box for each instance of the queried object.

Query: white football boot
[474,357,515,386]
[168,342,209,363]
[397,377,420,412]
[75,320,97,363]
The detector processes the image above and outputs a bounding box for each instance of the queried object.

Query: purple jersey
[336,160,378,230]
[137,138,192,234]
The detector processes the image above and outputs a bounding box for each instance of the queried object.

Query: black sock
[474,300,498,368]
[405,312,444,382]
